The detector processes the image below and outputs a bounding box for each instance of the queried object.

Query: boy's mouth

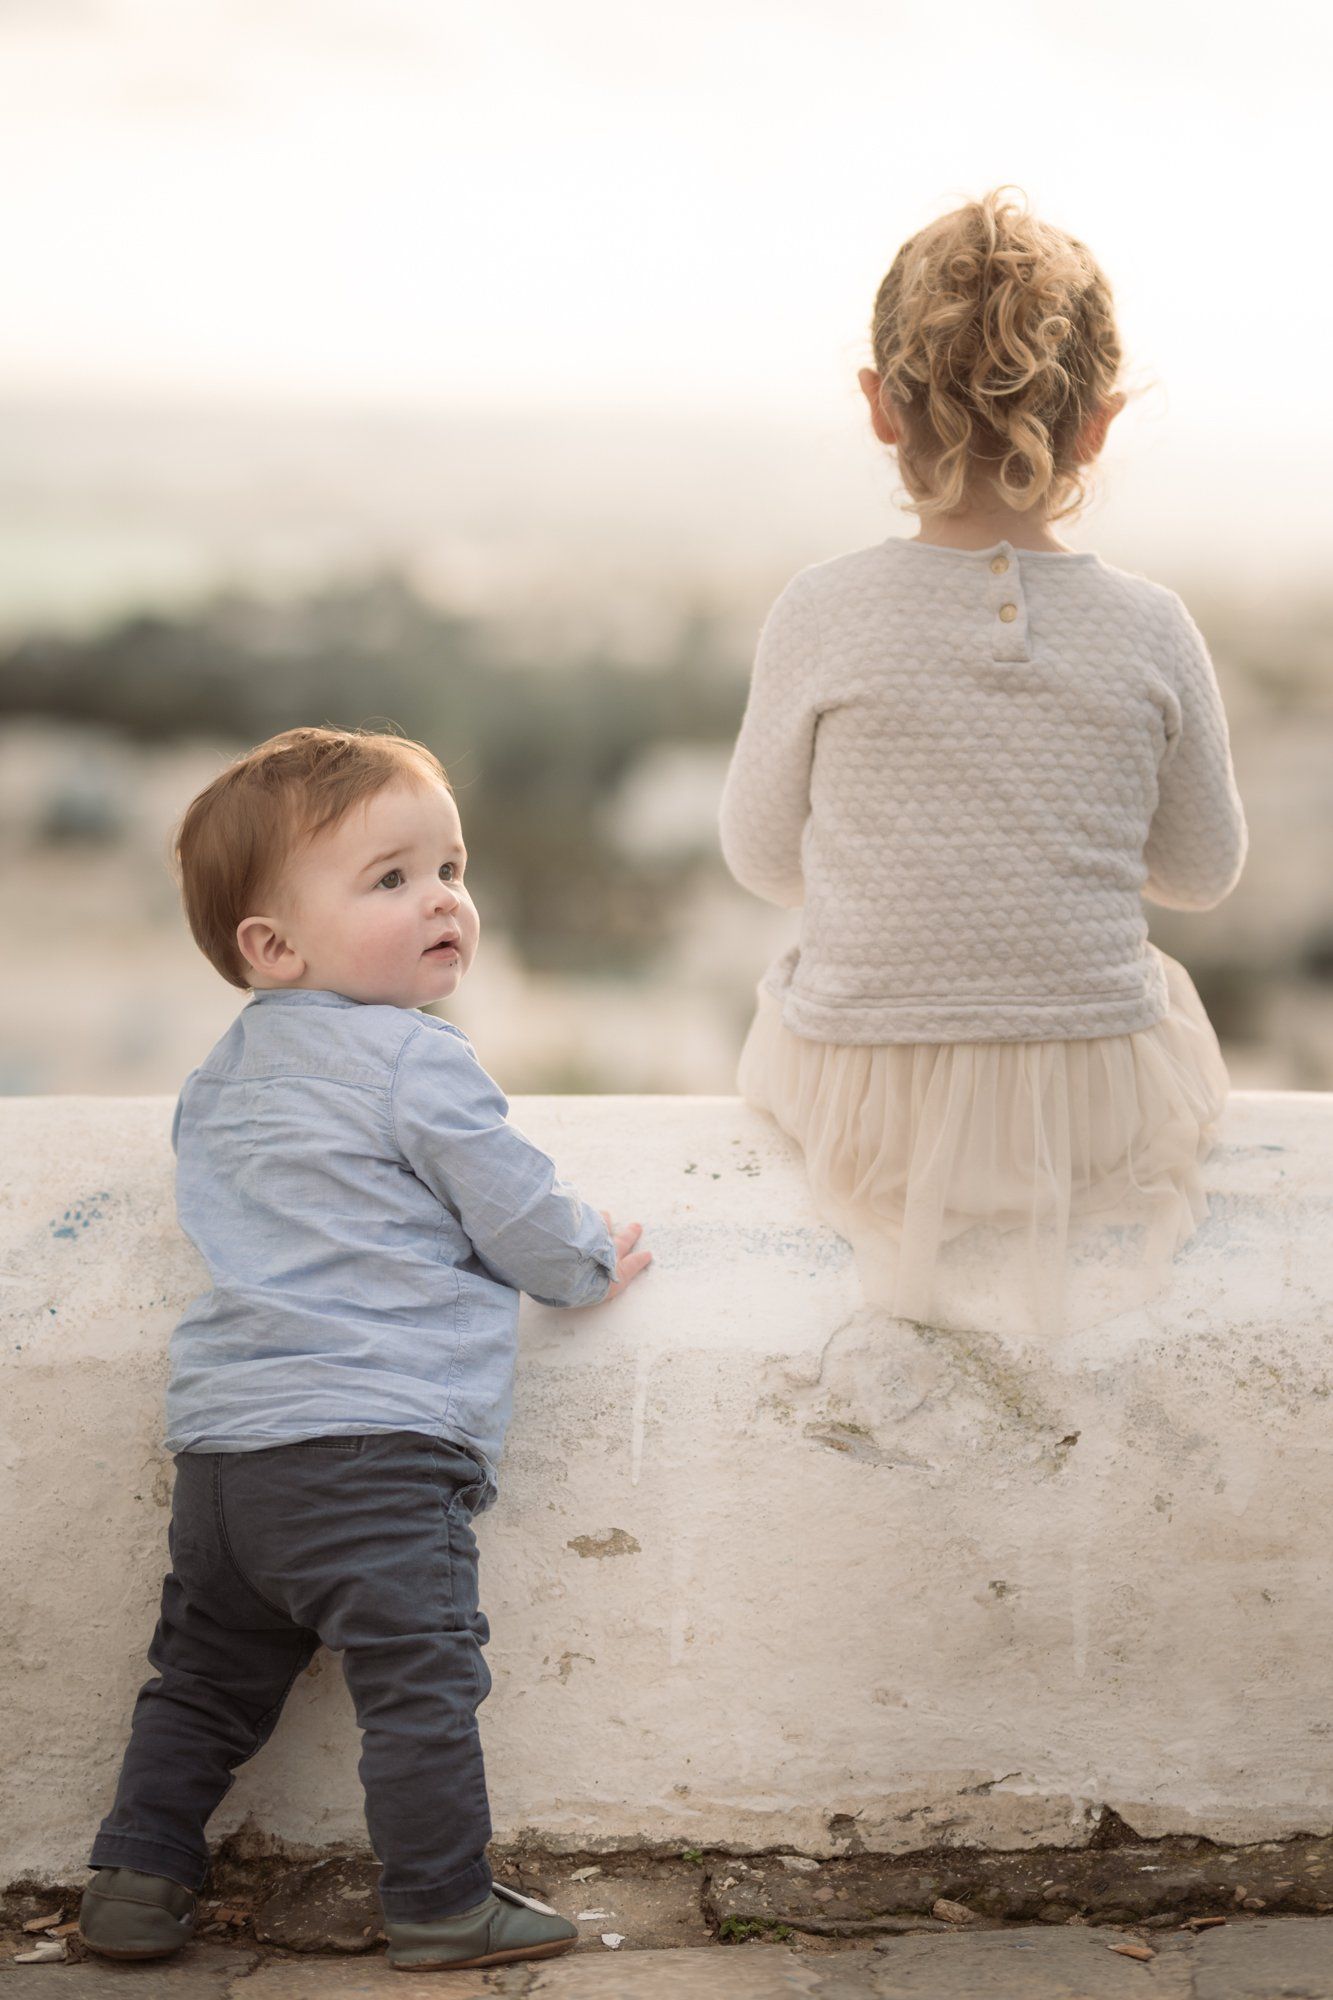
[423,933,461,958]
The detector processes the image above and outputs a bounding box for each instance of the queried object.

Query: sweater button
[990,555,1009,574]
[998,602,1018,623]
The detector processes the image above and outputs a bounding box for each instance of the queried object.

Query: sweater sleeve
[718,575,821,908]
[1142,596,1248,911]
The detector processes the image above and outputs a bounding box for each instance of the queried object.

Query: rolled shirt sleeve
[391,1022,618,1308]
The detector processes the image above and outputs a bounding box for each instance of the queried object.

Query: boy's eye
[375,862,460,890]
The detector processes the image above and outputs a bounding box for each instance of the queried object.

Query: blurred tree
[0,572,747,973]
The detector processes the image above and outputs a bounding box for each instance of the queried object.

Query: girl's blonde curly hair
[870,185,1124,523]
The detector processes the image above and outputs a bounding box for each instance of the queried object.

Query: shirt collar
[245,989,365,1009]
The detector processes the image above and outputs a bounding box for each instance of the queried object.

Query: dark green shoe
[78,1866,197,1960]
[385,1880,578,1971]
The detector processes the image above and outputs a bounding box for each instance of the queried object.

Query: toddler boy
[79,726,650,1973]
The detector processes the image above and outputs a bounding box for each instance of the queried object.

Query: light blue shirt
[163,988,618,1502]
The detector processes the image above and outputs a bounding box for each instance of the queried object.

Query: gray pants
[90,1432,494,1921]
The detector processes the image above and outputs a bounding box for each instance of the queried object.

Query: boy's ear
[235,915,305,983]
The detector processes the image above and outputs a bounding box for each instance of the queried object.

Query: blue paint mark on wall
[49,1192,113,1240]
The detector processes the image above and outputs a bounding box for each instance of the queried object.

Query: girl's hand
[597,1211,652,1302]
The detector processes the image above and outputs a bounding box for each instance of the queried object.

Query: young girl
[719,187,1247,1341]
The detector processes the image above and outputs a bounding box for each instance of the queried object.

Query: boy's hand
[597,1212,652,1302]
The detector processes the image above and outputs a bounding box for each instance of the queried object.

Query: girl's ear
[1077,389,1128,464]
[859,367,900,447]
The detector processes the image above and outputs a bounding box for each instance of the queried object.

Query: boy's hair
[871,185,1125,524]
[172,725,451,991]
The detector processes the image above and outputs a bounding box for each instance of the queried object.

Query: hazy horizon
[4,392,1328,643]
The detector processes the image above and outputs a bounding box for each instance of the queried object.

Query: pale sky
[3,0,1331,450]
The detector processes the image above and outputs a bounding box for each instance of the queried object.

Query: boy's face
[237,778,479,1009]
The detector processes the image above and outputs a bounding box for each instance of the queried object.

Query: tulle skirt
[737,946,1229,1341]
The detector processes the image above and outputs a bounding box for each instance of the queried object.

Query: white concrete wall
[3,1090,1332,1887]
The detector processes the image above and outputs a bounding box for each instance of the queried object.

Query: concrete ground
[5,1920,1333,1998]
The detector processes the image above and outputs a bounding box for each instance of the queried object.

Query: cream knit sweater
[719,536,1247,1044]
